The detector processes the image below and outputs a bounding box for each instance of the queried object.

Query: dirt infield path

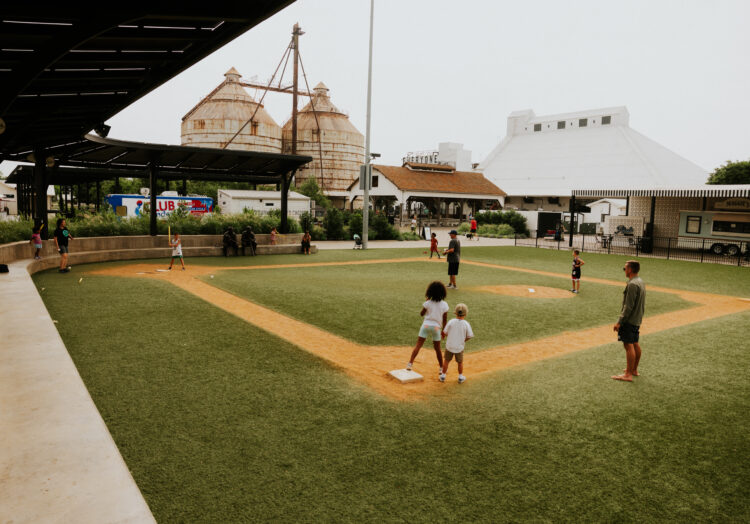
[91,259,750,400]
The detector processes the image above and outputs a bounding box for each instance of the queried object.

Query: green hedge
[475,210,529,236]
[0,218,35,244]
[0,209,301,244]
[477,223,515,238]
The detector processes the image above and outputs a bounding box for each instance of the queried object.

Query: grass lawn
[33,247,750,522]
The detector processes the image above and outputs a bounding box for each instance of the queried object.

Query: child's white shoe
[406,362,413,371]
[439,373,446,382]
[458,375,466,384]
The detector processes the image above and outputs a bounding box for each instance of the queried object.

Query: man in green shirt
[612,260,646,382]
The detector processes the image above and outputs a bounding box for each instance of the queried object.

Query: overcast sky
[3,0,749,177]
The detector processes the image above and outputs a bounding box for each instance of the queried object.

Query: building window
[523,197,535,204]
[533,123,541,132]
[602,115,611,125]
[686,216,701,234]
[713,220,750,234]
[557,121,565,129]
[548,197,560,205]
[372,175,379,188]
[579,118,588,127]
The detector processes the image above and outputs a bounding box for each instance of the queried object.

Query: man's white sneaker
[458,375,466,384]
[439,373,446,382]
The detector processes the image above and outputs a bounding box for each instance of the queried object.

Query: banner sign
[106,194,213,217]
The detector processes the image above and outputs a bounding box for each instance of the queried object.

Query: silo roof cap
[224,67,242,82]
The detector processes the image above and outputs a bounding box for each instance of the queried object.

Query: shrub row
[474,210,530,236]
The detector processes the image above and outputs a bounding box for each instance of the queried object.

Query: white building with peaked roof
[478,106,710,235]
[217,189,311,216]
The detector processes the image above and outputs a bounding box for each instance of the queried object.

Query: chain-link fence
[515,233,750,267]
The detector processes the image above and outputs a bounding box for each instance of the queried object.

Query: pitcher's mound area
[476,285,573,298]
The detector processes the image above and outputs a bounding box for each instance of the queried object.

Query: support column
[149,164,158,236]
[182,178,187,196]
[647,196,656,237]
[568,195,575,247]
[280,172,291,234]
[96,181,101,212]
[33,153,49,239]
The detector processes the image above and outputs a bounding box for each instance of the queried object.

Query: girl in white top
[168,233,185,270]
[407,281,449,372]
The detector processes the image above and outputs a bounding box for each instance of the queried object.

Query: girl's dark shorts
[617,323,640,344]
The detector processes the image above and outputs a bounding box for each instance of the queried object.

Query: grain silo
[282,82,364,205]
[181,67,282,153]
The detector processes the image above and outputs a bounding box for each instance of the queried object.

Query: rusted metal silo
[282,82,364,202]
[181,67,282,153]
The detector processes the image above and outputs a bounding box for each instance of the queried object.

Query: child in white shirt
[407,281,449,373]
[440,303,474,384]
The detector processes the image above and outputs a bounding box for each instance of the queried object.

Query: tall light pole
[362,0,375,249]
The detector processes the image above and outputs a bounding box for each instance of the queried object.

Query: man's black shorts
[572,268,581,280]
[448,262,459,276]
[617,323,640,344]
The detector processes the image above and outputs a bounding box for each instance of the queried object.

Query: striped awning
[572,186,750,198]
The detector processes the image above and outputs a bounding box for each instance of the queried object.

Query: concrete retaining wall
[1,233,316,269]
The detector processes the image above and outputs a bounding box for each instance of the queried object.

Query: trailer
[106,194,213,218]
[678,210,750,256]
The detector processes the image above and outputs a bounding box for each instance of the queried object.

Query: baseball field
[33,246,750,522]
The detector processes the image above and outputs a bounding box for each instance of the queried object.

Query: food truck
[678,210,750,255]
[106,194,213,218]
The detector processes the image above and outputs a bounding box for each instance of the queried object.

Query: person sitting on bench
[223,226,239,256]
[241,226,257,256]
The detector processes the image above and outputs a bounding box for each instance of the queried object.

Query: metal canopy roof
[0,2,296,159]
[572,186,750,198]
[8,134,312,184]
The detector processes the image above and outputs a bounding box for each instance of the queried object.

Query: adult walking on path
[444,229,461,289]
[53,218,73,273]
[612,260,646,382]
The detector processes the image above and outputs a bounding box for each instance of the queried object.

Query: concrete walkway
[0,259,155,524]
[315,231,515,250]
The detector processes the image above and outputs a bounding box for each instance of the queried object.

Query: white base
[388,369,424,383]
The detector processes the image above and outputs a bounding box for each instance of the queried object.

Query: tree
[707,160,750,185]
[296,177,331,209]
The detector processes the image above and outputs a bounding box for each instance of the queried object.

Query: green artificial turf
[33,247,750,523]
[203,260,691,351]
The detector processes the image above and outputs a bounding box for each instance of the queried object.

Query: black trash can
[640,237,653,254]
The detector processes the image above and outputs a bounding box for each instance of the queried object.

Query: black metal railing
[514,233,750,267]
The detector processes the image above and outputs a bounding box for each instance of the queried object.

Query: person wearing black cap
[444,230,461,289]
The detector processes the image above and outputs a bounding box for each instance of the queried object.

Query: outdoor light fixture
[94,123,111,138]
[370,152,381,158]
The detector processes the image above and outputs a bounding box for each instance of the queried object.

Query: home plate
[156,269,170,272]
[388,369,424,383]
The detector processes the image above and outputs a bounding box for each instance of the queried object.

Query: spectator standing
[31,225,43,260]
[612,260,646,382]
[53,218,73,273]
[444,229,461,289]
[301,230,312,255]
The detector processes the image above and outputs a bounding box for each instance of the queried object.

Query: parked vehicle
[678,210,750,256]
